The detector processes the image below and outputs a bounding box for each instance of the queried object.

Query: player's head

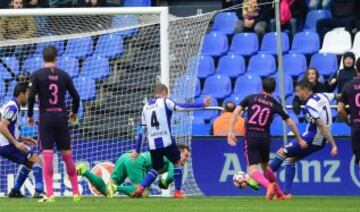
[13,82,29,106]
[153,83,168,97]
[177,144,190,166]
[42,46,58,63]
[304,67,320,85]
[10,0,23,9]
[295,80,313,101]
[356,57,360,75]
[224,101,235,113]
[262,77,276,94]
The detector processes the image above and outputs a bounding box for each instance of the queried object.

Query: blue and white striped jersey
[302,93,334,145]
[0,98,20,146]
[141,97,204,150]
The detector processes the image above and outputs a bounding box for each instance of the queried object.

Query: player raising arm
[227,78,304,200]
[28,46,80,202]
[77,145,190,197]
[338,58,360,168]
[269,80,337,198]
[131,83,211,198]
[0,83,44,198]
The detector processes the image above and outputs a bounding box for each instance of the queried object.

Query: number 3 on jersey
[151,111,160,129]
[49,83,58,105]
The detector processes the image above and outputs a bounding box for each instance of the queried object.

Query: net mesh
[0,9,215,196]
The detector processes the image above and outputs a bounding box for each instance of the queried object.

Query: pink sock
[251,171,270,189]
[63,154,79,195]
[264,168,276,183]
[43,151,54,197]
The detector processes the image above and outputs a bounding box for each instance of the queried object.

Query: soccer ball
[89,162,114,195]
[233,171,250,189]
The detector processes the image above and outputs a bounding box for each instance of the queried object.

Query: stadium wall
[0,137,359,196]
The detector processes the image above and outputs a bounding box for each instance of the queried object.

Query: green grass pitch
[1,196,360,212]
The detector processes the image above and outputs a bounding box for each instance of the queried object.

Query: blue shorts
[0,144,34,165]
[150,143,180,171]
[284,136,326,159]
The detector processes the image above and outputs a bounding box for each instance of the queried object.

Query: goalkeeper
[77,144,190,197]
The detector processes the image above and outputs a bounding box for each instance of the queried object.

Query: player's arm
[315,118,337,157]
[227,105,243,146]
[0,118,28,153]
[132,111,147,159]
[27,74,38,125]
[167,97,211,112]
[337,89,349,123]
[66,74,80,123]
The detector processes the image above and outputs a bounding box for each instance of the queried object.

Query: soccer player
[0,83,44,198]
[28,46,80,202]
[131,83,211,198]
[269,80,338,198]
[227,78,305,200]
[77,144,190,197]
[338,58,360,170]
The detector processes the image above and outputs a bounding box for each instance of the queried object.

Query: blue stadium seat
[201,32,229,57]
[192,116,205,125]
[222,95,244,106]
[304,10,332,31]
[290,31,320,55]
[111,15,139,37]
[247,54,276,77]
[286,94,296,105]
[35,40,65,55]
[73,77,96,101]
[212,12,239,35]
[270,116,287,135]
[0,78,5,98]
[57,55,79,78]
[192,124,211,136]
[271,73,294,97]
[331,122,351,136]
[81,56,110,80]
[195,78,201,97]
[65,37,93,58]
[309,53,338,76]
[94,33,124,58]
[0,56,20,80]
[193,96,219,120]
[233,73,262,95]
[202,74,232,99]
[282,53,307,77]
[172,75,199,100]
[228,33,259,56]
[259,32,289,54]
[217,54,245,78]
[123,0,151,6]
[197,55,215,79]
[22,56,43,74]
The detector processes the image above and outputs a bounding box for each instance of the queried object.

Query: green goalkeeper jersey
[111,152,174,186]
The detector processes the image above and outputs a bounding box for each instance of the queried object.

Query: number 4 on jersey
[151,111,160,129]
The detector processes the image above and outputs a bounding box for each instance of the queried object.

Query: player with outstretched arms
[269,80,337,198]
[227,78,305,200]
[77,144,190,197]
[28,46,81,202]
[131,83,211,198]
[0,83,45,198]
[338,58,360,171]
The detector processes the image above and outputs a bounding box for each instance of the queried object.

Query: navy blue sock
[174,167,183,191]
[284,161,296,195]
[270,154,284,172]
[141,169,158,188]
[13,165,30,191]
[32,163,44,192]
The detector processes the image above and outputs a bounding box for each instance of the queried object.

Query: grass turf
[0,196,360,212]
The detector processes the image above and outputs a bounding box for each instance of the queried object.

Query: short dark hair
[356,57,360,73]
[224,101,235,112]
[262,77,276,93]
[13,82,29,97]
[153,83,168,96]
[296,80,313,91]
[42,46,58,62]
[177,144,190,152]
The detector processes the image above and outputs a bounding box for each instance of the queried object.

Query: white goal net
[0,7,215,196]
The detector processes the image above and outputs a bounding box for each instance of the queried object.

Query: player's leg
[120,156,145,197]
[163,143,184,198]
[77,164,107,196]
[28,153,45,197]
[108,156,129,197]
[351,127,360,174]
[56,116,80,200]
[269,148,286,172]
